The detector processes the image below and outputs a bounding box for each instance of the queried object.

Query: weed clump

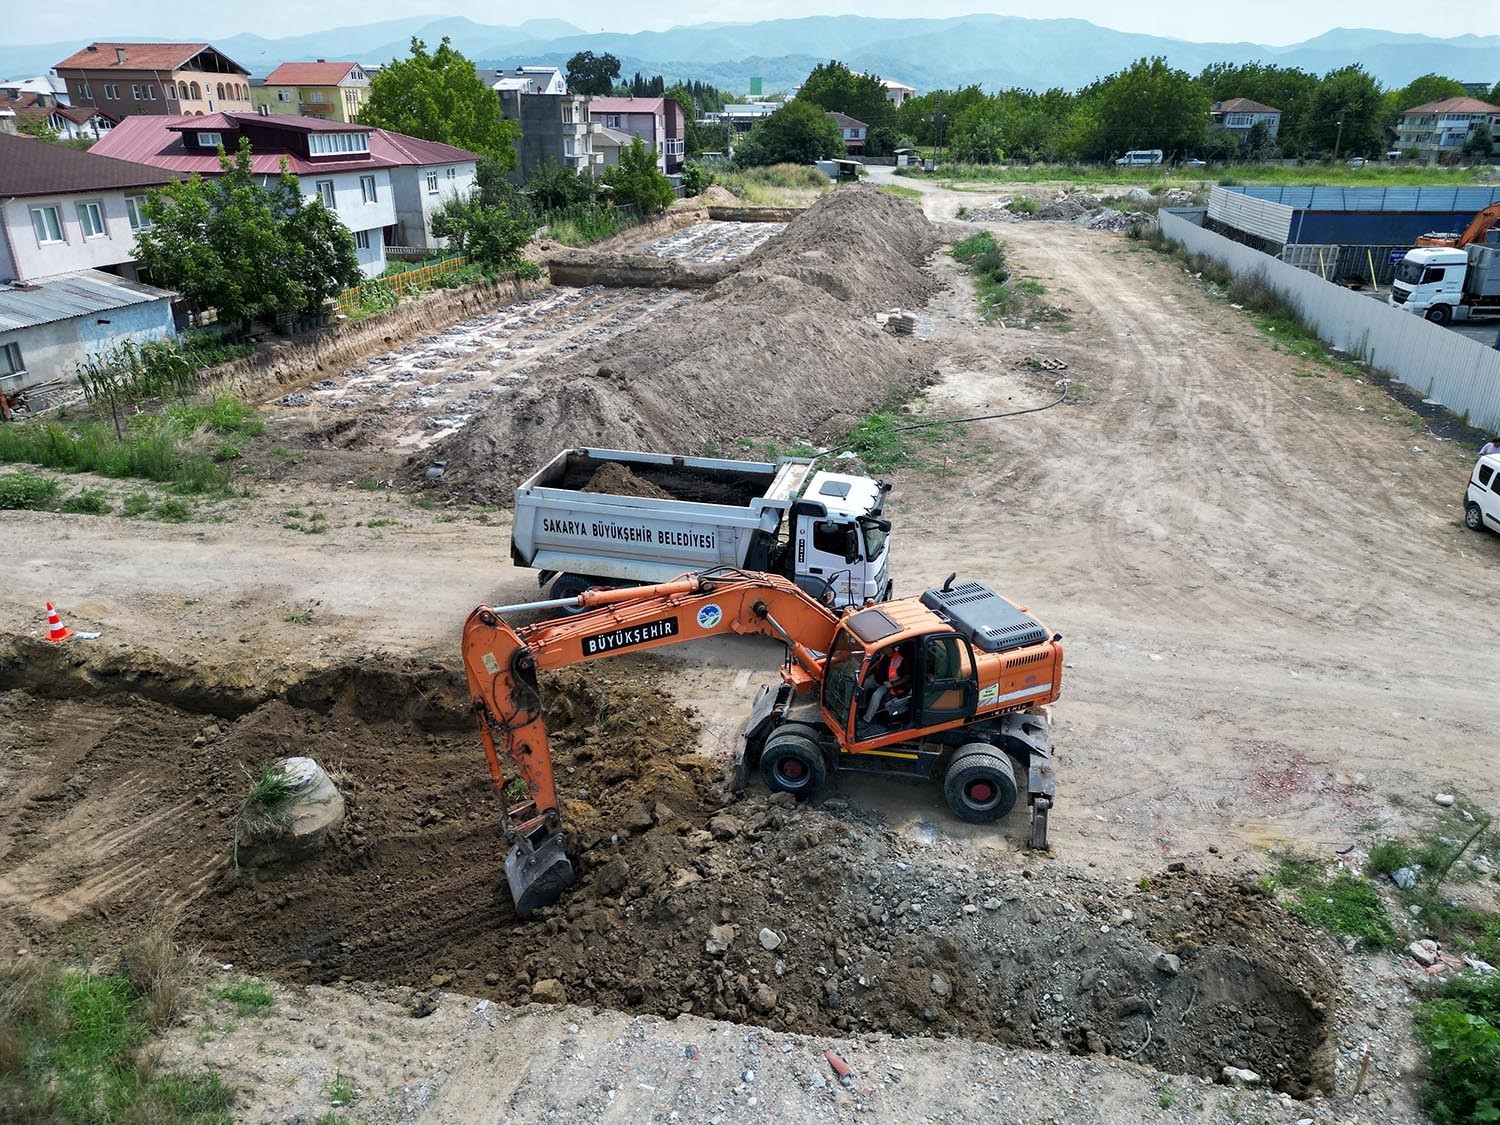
[0,471,60,510]
[1415,973,1500,1125]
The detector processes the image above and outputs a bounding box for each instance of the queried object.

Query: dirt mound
[581,462,674,500]
[414,185,941,503]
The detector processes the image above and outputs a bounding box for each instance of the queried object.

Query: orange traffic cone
[45,602,74,643]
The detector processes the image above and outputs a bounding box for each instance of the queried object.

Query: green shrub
[0,471,60,510]
[951,230,1016,319]
[1368,838,1414,875]
[681,161,714,197]
[1006,196,1039,215]
[60,489,112,515]
[152,499,192,523]
[1415,974,1500,1125]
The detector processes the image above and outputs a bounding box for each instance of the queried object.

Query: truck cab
[789,471,893,606]
[1466,454,1500,536]
[1390,247,1470,323]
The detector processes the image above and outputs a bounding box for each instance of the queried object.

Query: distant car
[1183,159,1208,168]
[1347,157,1367,168]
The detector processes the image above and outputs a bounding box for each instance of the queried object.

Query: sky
[12,0,1500,45]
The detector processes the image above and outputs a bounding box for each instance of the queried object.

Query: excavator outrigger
[462,568,1064,916]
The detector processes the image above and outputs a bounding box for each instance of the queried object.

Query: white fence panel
[1160,209,1500,433]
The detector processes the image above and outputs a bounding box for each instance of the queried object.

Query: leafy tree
[796,60,894,133]
[896,86,987,147]
[1304,65,1385,157]
[1199,62,1318,152]
[567,51,621,96]
[734,100,845,166]
[1490,81,1500,107]
[1085,57,1208,159]
[526,160,595,210]
[603,138,674,213]
[1201,129,1242,162]
[1382,73,1467,135]
[864,124,900,158]
[134,139,360,328]
[680,161,714,197]
[474,156,527,209]
[360,37,519,168]
[429,196,530,269]
[1242,120,1277,160]
[15,116,60,142]
[1463,121,1495,162]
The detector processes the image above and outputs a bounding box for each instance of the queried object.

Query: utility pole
[1333,108,1347,160]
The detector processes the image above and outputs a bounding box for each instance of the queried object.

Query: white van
[1465,453,1500,534]
[1115,149,1164,166]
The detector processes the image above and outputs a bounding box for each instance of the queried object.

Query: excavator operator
[863,641,912,724]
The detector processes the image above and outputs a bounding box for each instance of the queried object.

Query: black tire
[550,574,596,613]
[1467,503,1485,531]
[1425,305,1453,326]
[760,729,828,798]
[943,743,1019,823]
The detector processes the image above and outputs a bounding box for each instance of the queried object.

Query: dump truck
[511,447,894,610]
[461,568,1064,915]
[1390,243,1500,325]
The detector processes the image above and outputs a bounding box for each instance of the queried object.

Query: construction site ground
[3,179,1498,1124]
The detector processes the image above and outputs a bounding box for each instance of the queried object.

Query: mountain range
[4,16,1499,96]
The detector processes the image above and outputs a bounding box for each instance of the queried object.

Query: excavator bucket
[505,830,575,918]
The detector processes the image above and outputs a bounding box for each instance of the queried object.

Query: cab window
[1422,267,1447,285]
[813,519,859,560]
[918,634,974,724]
[1480,465,1495,489]
[822,628,865,721]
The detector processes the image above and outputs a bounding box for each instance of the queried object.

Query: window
[277,89,293,102]
[30,205,63,244]
[303,89,327,104]
[1422,267,1448,285]
[145,86,157,101]
[354,229,370,250]
[446,167,456,180]
[79,79,92,100]
[104,84,119,100]
[125,196,153,231]
[561,104,574,124]
[308,132,370,155]
[316,180,336,208]
[216,83,225,100]
[813,519,859,560]
[197,131,223,149]
[189,82,200,100]
[360,175,377,203]
[0,342,23,378]
[1480,465,1495,489]
[131,84,144,99]
[605,114,621,128]
[425,170,438,193]
[77,201,106,238]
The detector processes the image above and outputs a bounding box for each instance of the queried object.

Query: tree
[429,196,530,269]
[680,161,714,197]
[1199,62,1318,152]
[1201,129,1242,162]
[567,51,621,96]
[15,116,60,143]
[1304,65,1385,157]
[1083,57,1209,160]
[1382,73,1467,136]
[796,60,894,133]
[1463,121,1495,162]
[603,138,674,213]
[1242,119,1277,161]
[734,100,844,166]
[526,161,595,210]
[134,139,360,328]
[360,37,519,168]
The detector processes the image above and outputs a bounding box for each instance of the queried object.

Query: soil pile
[415,185,942,502]
[581,462,674,500]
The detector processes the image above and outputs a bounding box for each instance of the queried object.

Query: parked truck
[1389,243,1500,325]
[511,447,894,609]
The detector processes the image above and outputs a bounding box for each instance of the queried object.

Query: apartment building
[55,42,253,118]
[252,61,372,123]
[586,96,686,174]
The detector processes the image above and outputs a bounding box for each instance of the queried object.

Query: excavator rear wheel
[760,729,828,798]
[943,744,1019,823]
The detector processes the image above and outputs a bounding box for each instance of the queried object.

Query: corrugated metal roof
[0,270,174,332]
[1222,185,1500,213]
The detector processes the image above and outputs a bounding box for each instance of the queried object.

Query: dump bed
[512,448,815,585]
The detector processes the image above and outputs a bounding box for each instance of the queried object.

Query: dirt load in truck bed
[415,186,941,503]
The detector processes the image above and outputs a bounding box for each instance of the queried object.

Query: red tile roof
[1402,96,1500,115]
[1214,98,1280,115]
[54,105,118,125]
[0,131,184,197]
[54,42,248,76]
[262,62,359,86]
[87,113,478,176]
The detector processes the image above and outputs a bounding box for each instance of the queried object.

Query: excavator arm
[461,568,842,916]
[1418,203,1500,248]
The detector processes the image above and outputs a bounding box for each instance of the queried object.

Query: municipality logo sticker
[697,603,723,628]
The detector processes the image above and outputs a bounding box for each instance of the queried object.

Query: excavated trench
[0,642,1336,1095]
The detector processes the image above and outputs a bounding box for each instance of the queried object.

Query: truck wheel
[1467,503,1485,531]
[1425,305,1453,326]
[943,744,1018,823]
[550,574,595,612]
[760,729,827,798]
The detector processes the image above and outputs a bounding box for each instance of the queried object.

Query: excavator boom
[1417,203,1500,248]
[461,569,841,915]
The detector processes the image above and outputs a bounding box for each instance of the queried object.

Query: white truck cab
[792,471,893,606]
[1466,454,1500,536]
[1390,244,1500,325]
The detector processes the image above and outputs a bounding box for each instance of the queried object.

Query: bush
[681,161,714,197]
[1367,838,1414,875]
[1006,196,1039,215]
[603,137,675,214]
[1415,974,1500,1125]
[59,489,112,515]
[0,471,60,510]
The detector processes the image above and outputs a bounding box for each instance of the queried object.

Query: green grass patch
[718,164,830,205]
[119,492,152,517]
[365,518,395,529]
[213,978,274,1018]
[151,498,192,523]
[0,471,60,510]
[878,183,923,203]
[1006,196,1040,215]
[59,489,112,516]
[1263,851,1395,948]
[284,610,314,625]
[840,409,959,474]
[0,944,232,1123]
[951,230,1015,321]
[1415,973,1500,1125]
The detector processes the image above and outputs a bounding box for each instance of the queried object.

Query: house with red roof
[55,43,253,119]
[587,97,686,174]
[251,61,372,123]
[1395,96,1500,161]
[87,113,479,274]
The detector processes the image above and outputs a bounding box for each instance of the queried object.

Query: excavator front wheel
[760,729,828,798]
[943,744,1019,823]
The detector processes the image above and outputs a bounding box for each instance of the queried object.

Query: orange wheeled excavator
[461,568,1064,916]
